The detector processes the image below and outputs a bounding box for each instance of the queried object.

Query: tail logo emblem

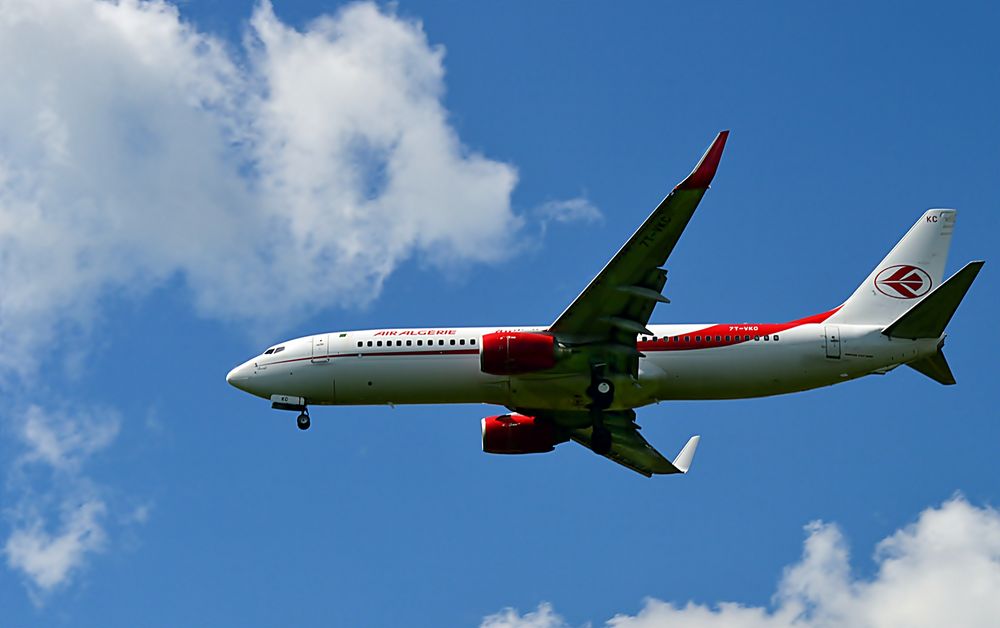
[875,265,932,299]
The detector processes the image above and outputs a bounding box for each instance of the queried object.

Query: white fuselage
[226,317,941,412]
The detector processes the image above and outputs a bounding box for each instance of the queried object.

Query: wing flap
[568,417,701,477]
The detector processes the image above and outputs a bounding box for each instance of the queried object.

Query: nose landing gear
[270,395,311,431]
[296,410,311,431]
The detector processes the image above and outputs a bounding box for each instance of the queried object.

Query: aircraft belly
[646,341,846,400]
[643,327,908,400]
[331,354,508,405]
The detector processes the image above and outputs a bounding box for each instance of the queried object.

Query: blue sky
[0,1,997,626]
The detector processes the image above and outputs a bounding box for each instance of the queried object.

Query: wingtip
[672,434,701,474]
[677,130,729,191]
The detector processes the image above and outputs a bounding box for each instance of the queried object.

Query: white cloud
[19,405,120,471]
[534,197,603,225]
[484,496,1000,628]
[531,197,602,239]
[4,405,121,597]
[482,603,566,628]
[0,0,560,600]
[0,0,526,378]
[4,499,107,594]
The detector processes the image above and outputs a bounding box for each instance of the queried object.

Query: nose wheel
[296,411,311,431]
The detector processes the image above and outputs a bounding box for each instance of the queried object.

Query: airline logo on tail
[875,265,932,299]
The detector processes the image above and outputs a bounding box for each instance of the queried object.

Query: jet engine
[481,414,560,454]
[480,332,557,375]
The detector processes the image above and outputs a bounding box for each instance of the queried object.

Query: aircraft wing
[530,409,701,477]
[548,131,730,366]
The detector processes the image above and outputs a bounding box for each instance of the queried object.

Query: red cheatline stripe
[639,308,840,353]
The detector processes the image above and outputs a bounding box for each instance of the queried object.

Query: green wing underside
[525,409,691,477]
[528,132,726,475]
[549,132,728,371]
[549,187,706,347]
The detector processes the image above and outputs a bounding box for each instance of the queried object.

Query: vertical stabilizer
[828,210,955,325]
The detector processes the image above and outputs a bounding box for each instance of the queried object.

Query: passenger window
[674,336,679,342]
[439,339,444,346]
[725,335,731,342]
[459,339,465,345]
[367,341,373,347]
[397,340,402,346]
[471,339,476,345]
[450,339,456,345]
[357,341,362,348]
[715,335,721,342]
[764,335,770,341]
[407,340,412,346]
[754,335,760,341]
[684,336,690,342]
[695,336,701,342]
[377,341,383,347]
[744,335,750,341]
[774,334,779,341]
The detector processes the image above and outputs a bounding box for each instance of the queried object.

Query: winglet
[671,435,701,474]
[676,131,729,190]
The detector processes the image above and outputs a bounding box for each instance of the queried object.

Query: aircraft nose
[226,362,251,390]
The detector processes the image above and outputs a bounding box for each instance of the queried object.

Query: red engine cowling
[480,332,556,375]
[481,414,558,454]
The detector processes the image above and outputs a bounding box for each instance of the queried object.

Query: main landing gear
[587,364,615,455]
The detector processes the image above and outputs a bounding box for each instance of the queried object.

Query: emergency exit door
[825,326,841,359]
[312,334,330,363]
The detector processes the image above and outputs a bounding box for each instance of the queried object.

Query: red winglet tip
[677,130,729,190]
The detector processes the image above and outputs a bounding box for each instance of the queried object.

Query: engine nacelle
[481,414,558,454]
[480,332,557,375]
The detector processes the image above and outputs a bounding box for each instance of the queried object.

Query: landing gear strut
[296,410,311,431]
[587,364,615,455]
[590,408,612,455]
[271,396,311,431]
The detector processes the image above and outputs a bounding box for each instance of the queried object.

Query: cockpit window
[273,346,285,354]
[264,348,275,355]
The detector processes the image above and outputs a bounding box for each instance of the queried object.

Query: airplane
[226,131,984,477]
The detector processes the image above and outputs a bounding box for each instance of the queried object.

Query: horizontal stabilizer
[906,348,956,385]
[882,261,984,339]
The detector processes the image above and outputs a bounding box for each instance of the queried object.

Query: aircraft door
[824,325,841,359]
[311,334,330,363]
